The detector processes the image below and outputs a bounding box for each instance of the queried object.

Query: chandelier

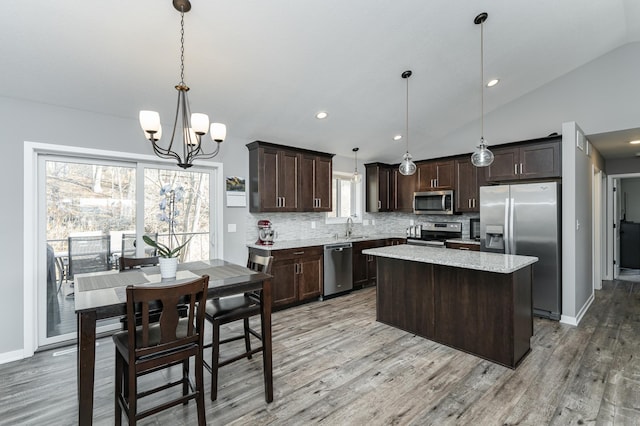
[139,0,227,169]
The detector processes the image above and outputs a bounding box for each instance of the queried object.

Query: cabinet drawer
[445,242,480,252]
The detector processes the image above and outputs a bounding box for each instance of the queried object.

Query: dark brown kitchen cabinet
[352,239,386,288]
[365,163,393,212]
[392,169,417,212]
[300,154,332,212]
[247,141,334,213]
[485,138,561,183]
[417,160,454,191]
[454,156,482,213]
[249,246,323,308]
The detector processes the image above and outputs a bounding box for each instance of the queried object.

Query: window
[327,172,362,223]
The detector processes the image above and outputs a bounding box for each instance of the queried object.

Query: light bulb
[471,138,494,167]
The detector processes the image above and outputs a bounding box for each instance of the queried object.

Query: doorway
[607,174,640,281]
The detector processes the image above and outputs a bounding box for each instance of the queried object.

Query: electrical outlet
[311,221,316,229]
[227,224,237,233]
[410,219,415,225]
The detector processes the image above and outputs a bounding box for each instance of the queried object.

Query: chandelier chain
[179,8,185,84]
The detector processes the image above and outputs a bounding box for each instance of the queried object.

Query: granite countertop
[246,233,406,250]
[362,244,537,274]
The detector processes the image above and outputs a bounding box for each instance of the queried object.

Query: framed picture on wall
[225,176,246,207]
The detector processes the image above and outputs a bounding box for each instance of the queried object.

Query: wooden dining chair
[113,275,209,426]
[119,255,159,271]
[202,253,273,401]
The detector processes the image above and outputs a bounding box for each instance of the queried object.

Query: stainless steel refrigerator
[480,182,561,320]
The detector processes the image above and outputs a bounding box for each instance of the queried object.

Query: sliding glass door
[39,156,215,348]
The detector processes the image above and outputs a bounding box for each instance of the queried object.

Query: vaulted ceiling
[2,0,639,162]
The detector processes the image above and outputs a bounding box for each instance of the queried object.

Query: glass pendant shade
[190,113,210,135]
[139,110,161,133]
[399,152,417,176]
[471,137,494,167]
[144,124,162,141]
[352,170,362,184]
[210,122,227,142]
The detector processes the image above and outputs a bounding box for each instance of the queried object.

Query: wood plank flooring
[1,279,639,425]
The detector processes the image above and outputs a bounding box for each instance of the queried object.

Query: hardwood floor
[1,279,638,425]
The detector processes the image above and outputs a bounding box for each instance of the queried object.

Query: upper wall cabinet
[365,163,393,212]
[247,141,334,213]
[485,137,562,183]
[416,159,454,191]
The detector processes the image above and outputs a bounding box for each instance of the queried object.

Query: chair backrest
[125,275,209,360]
[247,253,273,274]
[68,235,111,279]
[119,256,159,271]
[121,233,158,258]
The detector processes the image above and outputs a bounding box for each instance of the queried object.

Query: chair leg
[211,319,220,401]
[127,359,137,426]
[182,359,190,405]
[115,350,122,426]
[243,317,252,360]
[195,350,206,426]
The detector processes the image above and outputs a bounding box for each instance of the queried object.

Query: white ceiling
[2,0,639,162]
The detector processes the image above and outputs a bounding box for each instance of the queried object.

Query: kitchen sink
[346,235,369,240]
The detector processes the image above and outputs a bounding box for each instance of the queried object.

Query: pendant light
[399,70,417,176]
[352,147,362,183]
[470,12,495,168]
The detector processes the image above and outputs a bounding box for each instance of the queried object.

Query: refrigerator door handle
[509,197,515,254]
[504,198,510,254]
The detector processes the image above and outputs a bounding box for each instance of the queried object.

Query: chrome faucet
[346,216,354,238]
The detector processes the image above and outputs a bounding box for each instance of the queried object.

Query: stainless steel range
[406,222,462,247]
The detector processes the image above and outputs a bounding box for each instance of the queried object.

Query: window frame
[326,171,363,224]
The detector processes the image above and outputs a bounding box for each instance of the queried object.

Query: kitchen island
[362,245,538,368]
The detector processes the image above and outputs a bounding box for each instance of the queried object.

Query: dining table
[74,259,273,425]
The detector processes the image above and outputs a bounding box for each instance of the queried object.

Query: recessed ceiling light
[315,111,328,119]
[486,79,499,87]
[629,140,640,145]
[393,135,402,141]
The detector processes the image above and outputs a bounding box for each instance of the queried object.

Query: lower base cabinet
[250,246,323,308]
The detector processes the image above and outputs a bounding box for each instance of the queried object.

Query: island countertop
[362,245,537,274]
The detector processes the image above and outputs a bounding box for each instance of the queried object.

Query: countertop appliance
[323,242,353,297]
[256,220,274,245]
[480,182,561,320]
[470,217,480,241]
[413,190,454,215]
[407,221,462,247]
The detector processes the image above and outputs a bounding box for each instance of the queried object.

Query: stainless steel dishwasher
[323,242,353,298]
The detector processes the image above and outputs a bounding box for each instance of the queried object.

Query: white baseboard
[0,349,26,365]
[560,292,595,326]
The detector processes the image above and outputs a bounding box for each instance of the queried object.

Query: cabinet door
[486,147,519,182]
[298,254,323,300]
[271,257,298,307]
[278,150,299,211]
[417,162,436,191]
[352,242,369,288]
[435,160,454,189]
[455,157,477,213]
[258,147,280,211]
[299,154,315,211]
[314,156,332,211]
[378,166,391,211]
[519,141,561,179]
[393,169,417,212]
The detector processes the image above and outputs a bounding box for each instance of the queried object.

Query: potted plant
[143,184,191,279]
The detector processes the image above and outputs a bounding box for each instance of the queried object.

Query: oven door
[413,191,454,215]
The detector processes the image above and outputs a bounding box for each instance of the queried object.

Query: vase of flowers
[143,184,191,279]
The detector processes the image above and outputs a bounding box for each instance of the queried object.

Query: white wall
[620,178,640,222]
[560,122,602,325]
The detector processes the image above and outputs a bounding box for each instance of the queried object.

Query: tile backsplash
[246,211,479,243]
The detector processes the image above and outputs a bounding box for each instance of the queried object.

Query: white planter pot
[159,257,178,279]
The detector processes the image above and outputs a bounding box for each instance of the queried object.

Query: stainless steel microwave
[413,190,454,215]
